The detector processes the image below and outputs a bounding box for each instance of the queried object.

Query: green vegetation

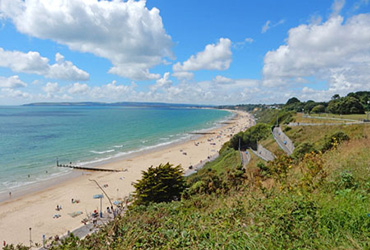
[133,163,186,205]
[284,91,369,115]
[229,123,270,150]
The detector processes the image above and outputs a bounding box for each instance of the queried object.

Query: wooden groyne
[189,132,216,135]
[57,162,124,172]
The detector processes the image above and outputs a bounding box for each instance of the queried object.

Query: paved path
[288,121,364,126]
[251,144,275,162]
[272,127,295,155]
[240,150,251,169]
[184,153,219,177]
[38,210,124,249]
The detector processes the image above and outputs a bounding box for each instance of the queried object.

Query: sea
[0,105,231,195]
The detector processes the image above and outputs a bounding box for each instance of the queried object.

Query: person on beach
[92,210,98,218]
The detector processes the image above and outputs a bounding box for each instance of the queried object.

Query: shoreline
[0,110,233,203]
[0,110,254,247]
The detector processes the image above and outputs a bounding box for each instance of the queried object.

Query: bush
[292,142,316,160]
[283,126,292,132]
[257,161,270,177]
[133,163,186,205]
[311,104,325,114]
[336,171,358,191]
[321,131,350,152]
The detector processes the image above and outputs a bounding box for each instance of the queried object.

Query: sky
[0,0,370,105]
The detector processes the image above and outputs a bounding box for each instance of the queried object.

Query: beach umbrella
[93,194,104,218]
[113,200,122,206]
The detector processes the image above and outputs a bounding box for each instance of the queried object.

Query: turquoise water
[0,106,230,193]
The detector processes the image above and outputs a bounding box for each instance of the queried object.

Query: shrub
[336,171,358,191]
[311,104,325,113]
[133,163,186,205]
[283,126,292,132]
[321,131,350,152]
[257,161,270,177]
[292,142,316,160]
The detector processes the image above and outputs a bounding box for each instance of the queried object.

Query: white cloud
[151,72,172,91]
[0,75,27,88]
[172,71,194,81]
[48,53,89,80]
[233,38,254,49]
[261,20,271,33]
[353,0,369,10]
[42,82,60,94]
[262,14,370,95]
[245,38,254,43]
[65,80,137,102]
[1,88,30,98]
[213,75,233,84]
[173,38,232,72]
[0,0,173,81]
[0,48,49,74]
[331,0,346,17]
[68,82,90,95]
[0,48,89,81]
[261,19,285,33]
[145,76,261,105]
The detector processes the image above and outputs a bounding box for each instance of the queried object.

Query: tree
[311,104,325,114]
[304,100,317,114]
[327,96,364,114]
[332,94,340,100]
[286,97,301,105]
[229,124,271,151]
[133,163,186,205]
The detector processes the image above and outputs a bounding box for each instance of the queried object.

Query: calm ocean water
[0,106,230,193]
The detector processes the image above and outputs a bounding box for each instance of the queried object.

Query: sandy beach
[0,110,254,247]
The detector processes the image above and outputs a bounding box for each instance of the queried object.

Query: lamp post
[367,101,370,121]
[29,227,32,248]
[93,194,104,218]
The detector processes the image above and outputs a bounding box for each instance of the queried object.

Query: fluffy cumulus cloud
[68,82,90,95]
[173,38,232,77]
[0,75,27,88]
[262,14,370,97]
[150,72,173,91]
[145,75,261,105]
[171,71,194,81]
[48,53,89,80]
[0,0,173,80]
[0,48,89,81]
[42,82,60,94]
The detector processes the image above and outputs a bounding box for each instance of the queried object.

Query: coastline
[0,110,254,247]
[0,109,233,203]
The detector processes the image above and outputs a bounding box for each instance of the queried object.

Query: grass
[260,134,285,155]
[295,112,368,123]
[310,113,368,121]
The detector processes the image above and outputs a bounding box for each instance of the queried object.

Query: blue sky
[0,0,369,105]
